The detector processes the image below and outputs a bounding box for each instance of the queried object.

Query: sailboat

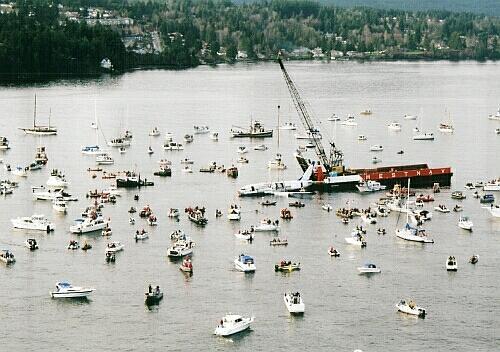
[19,95,57,135]
[268,105,287,170]
[438,110,454,133]
[412,108,434,140]
[82,103,103,155]
[395,179,434,243]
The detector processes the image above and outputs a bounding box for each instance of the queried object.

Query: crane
[277,54,344,174]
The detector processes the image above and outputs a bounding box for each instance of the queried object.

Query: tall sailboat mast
[33,95,37,128]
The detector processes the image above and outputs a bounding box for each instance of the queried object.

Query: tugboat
[145,284,163,305]
[230,121,273,138]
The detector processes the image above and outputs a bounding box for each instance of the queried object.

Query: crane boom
[277,55,343,173]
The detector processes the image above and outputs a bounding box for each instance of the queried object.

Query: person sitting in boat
[155,286,160,295]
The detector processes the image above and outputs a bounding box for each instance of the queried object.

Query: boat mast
[406,178,411,224]
[33,94,37,128]
[277,53,342,173]
[277,105,280,149]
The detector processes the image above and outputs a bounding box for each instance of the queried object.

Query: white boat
[237,146,248,154]
[46,170,69,188]
[11,214,55,232]
[434,204,450,213]
[396,300,426,318]
[387,122,402,131]
[210,132,219,141]
[95,153,114,165]
[328,246,340,257]
[119,147,126,154]
[168,208,180,218]
[283,292,305,314]
[357,180,386,193]
[0,249,15,264]
[279,122,297,130]
[163,142,184,151]
[184,134,194,143]
[357,135,367,141]
[357,263,381,274]
[438,123,454,133]
[214,314,254,336]
[50,282,94,298]
[370,144,383,152]
[268,153,287,170]
[105,241,124,253]
[372,156,382,164]
[322,203,333,212]
[167,240,194,257]
[488,108,500,121]
[181,166,193,173]
[193,125,210,134]
[237,156,249,163]
[234,254,256,272]
[101,227,112,237]
[107,137,130,147]
[328,113,340,121]
[19,96,57,135]
[458,216,473,231]
[180,158,194,165]
[294,130,323,139]
[81,145,102,155]
[403,114,417,120]
[446,256,458,271]
[340,115,357,126]
[253,220,279,232]
[164,131,174,141]
[70,216,109,234]
[134,230,149,241]
[234,231,254,241]
[25,238,39,250]
[227,206,241,220]
[345,230,367,247]
[413,132,434,140]
[0,136,10,149]
[149,127,160,136]
[483,180,500,191]
[396,223,434,243]
[486,204,500,218]
[33,187,75,201]
[253,144,267,151]
[361,213,377,224]
[12,166,28,177]
[496,128,500,134]
[147,146,154,155]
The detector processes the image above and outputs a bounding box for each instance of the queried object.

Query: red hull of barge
[351,164,453,188]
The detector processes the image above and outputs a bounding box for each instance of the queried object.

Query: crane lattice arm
[278,55,342,172]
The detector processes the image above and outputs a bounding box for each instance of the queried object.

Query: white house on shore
[100,58,113,70]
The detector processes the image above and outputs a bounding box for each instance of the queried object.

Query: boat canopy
[57,282,72,287]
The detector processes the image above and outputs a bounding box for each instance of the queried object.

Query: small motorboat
[360,109,372,115]
[453,205,463,212]
[105,241,124,253]
[328,246,340,257]
[179,257,193,273]
[288,201,305,208]
[340,115,357,126]
[234,230,254,242]
[396,299,426,318]
[434,204,450,213]
[387,122,402,131]
[237,156,249,164]
[50,282,94,299]
[168,208,180,218]
[167,240,194,257]
[458,216,473,231]
[345,231,367,247]
[397,150,404,155]
[145,285,163,305]
[261,200,277,206]
[227,205,241,221]
[469,255,479,264]
[280,208,293,220]
[119,147,126,154]
[180,158,194,165]
[413,132,434,141]
[357,135,367,141]
[182,166,193,173]
[193,125,209,134]
[11,214,56,232]
[446,255,458,271]
[464,182,475,190]
[153,166,171,177]
[210,132,219,141]
[268,153,287,170]
[372,156,381,164]
[480,194,495,204]
[226,166,238,178]
[370,144,383,152]
[67,240,79,250]
[25,238,39,251]
[357,263,381,274]
[184,134,194,143]
[269,238,288,246]
[237,146,248,154]
[96,153,114,165]
[341,217,349,224]
[149,127,160,136]
[284,292,305,314]
[101,226,112,237]
[163,141,184,151]
[253,144,267,151]
[147,146,154,155]
[105,251,115,263]
[376,228,386,235]
[0,249,15,264]
[214,314,254,337]
[451,191,466,200]
[52,198,67,213]
[279,122,297,130]
[135,229,149,241]
[327,113,340,121]
[439,123,454,133]
[361,213,377,224]
[148,214,157,226]
[275,260,300,272]
[129,217,135,225]
[81,241,92,251]
[12,166,28,177]
[253,219,279,232]
[416,194,434,202]
[322,204,333,212]
[234,254,256,272]
[403,114,417,120]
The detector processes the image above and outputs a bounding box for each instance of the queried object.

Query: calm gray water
[0,61,499,351]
